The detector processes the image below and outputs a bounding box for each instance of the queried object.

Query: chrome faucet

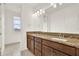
[58,33,64,39]
[62,34,64,39]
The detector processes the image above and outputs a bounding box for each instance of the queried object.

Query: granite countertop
[28,33,79,48]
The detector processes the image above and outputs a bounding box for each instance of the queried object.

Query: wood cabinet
[27,35,35,54]
[34,37,42,56]
[42,42,68,56]
[27,33,79,56]
[42,39,75,56]
[76,48,79,56]
[53,49,67,56]
[42,45,53,56]
[35,48,41,56]
[35,42,41,51]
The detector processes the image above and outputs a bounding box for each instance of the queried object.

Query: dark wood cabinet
[42,43,68,56]
[53,49,67,56]
[35,48,41,56]
[35,42,41,51]
[42,39,75,56]
[76,48,79,56]
[42,45,53,56]
[34,37,42,56]
[27,35,35,54]
[27,33,79,56]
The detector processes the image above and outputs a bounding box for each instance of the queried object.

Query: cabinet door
[35,37,41,43]
[42,45,53,56]
[34,37,42,56]
[31,39,35,53]
[35,49,41,56]
[76,48,79,56]
[35,41,41,51]
[27,35,34,54]
[27,38,31,50]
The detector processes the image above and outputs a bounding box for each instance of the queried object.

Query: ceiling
[25,3,50,13]
[4,3,50,12]
[2,3,79,14]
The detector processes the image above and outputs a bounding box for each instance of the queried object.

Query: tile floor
[21,49,34,56]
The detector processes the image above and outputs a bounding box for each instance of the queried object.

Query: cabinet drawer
[42,40,62,50]
[42,39,75,55]
[35,37,41,43]
[35,49,41,56]
[35,42,41,51]
[61,44,75,56]
[53,49,67,56]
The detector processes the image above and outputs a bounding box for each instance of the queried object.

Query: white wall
[31,15,44,31]
[21,5,44,50]
[21,5,33,50]
[47,5,79,34]
[0,6,2,50]
[4,4,22,44]
[0,6,1,33]
[1,4,46,55]
[4,4,22,55]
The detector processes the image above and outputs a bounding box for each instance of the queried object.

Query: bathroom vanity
[27,32,79,56]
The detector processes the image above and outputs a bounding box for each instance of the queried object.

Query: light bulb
[35,13,37,15]
[37,11,40,14]
[33,13,37,16]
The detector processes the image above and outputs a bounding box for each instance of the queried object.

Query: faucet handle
[58,33,61,38]
[62,34,64,38]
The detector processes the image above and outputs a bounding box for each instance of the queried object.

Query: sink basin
[51,38,68,42]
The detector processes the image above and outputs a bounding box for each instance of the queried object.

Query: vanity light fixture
[33,3,63,17]
[37,11,40,16]
[33,9,45,16]
[35,13,38,16]
[50,3,57,8]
